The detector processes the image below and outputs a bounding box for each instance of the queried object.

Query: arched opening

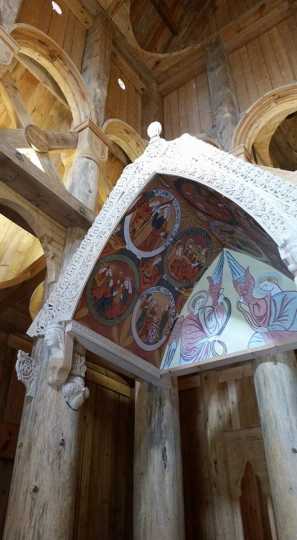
[232,84,297,172]
[98,119,146,207]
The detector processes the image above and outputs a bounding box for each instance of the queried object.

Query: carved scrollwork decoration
[16,350,37,398]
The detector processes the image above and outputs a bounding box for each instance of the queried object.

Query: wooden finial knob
[147,121,162,140]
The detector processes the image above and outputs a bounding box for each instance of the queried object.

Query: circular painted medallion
[210,221,266,260]
[124,189,181,258]
[87,254,139,325]
[164,227,213,288]
[176,178,235,224]
[131,286,176,351]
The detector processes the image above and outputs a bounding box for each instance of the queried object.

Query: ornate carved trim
[28,126,297,337]
[16,350,37,398]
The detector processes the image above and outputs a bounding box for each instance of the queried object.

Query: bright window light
[52,1,63,15]
[117,78,126,91]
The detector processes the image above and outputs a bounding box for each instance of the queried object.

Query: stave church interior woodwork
[1,1,297,539]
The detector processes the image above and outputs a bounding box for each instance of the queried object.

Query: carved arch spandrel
[10,24,93,127]
[28,131,297,337]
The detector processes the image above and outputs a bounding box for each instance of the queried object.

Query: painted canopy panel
[161,249,297,369]
[74,175,288,367]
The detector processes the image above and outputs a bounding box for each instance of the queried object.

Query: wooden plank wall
[179,366,276,540]
[163,12,297,139]
[106,54,142,133]
[74,379,134,540]
[163,71,212,140]
[229,15,297,113]
[17,0,87,70]
[0,345,25,538]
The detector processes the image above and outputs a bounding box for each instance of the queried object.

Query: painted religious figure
[226,251,297,347]
[87,254,139,325]
[164,228,213,288]
[162,252,231,368]
[132,286,176,351]
[124,189,181,258]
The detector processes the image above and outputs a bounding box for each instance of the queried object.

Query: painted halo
[124,188,181,258]
[131,286,176,351]
[164,227,214,288]
[87,254,139,325]
[175,178,235,224]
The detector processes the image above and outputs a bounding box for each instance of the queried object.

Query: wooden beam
[74,119,129,163]
[25,125,78,153]
[0,141,94,227]
[0,330,32,353]
[150,0,178,35]
[162,337,297,378]
[63,0,94,28]
[86,367,133,398]
[67,320,163,386]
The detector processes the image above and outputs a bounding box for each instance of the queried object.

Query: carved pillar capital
[72,119,107,164]
[44,321,72,388]
[62,344,89,410]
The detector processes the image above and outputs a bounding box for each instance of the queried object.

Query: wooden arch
[103,118,147,161]
[11,24,93,126]
[232,83,297,165]
[28,128,297,337]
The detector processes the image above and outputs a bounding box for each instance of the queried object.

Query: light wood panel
[74,380,134,540]
[229,13,297,114]
[179,367,274,540]
[106,54,142,134]
[17,0,87,69]
[163,70,212,139]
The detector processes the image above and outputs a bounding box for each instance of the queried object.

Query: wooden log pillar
[134,379,185,540]
[0,0,22,27]
[207,37,239,151]
[3,228,88,540]
[3,340,86,540]
[66,9,112,212]
[65,122,104,212]
[201,370,237,538]
[254,351,297,540]
[0,1,21,75]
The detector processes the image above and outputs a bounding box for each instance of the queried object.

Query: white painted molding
[28,130,297,338]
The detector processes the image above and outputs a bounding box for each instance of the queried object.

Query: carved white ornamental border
[28,124,297,337]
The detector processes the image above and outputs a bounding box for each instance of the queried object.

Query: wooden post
[66,9,113,212]
[82,9,112,126]
[134,379,185,540]
[3,338,86,540]
[3,227,87,540]
[201,370,237,538]
[254,351,297,540]
[207,37,239,151]
[0,0,22,28]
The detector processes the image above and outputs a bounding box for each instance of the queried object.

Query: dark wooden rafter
[149,0,178,35]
